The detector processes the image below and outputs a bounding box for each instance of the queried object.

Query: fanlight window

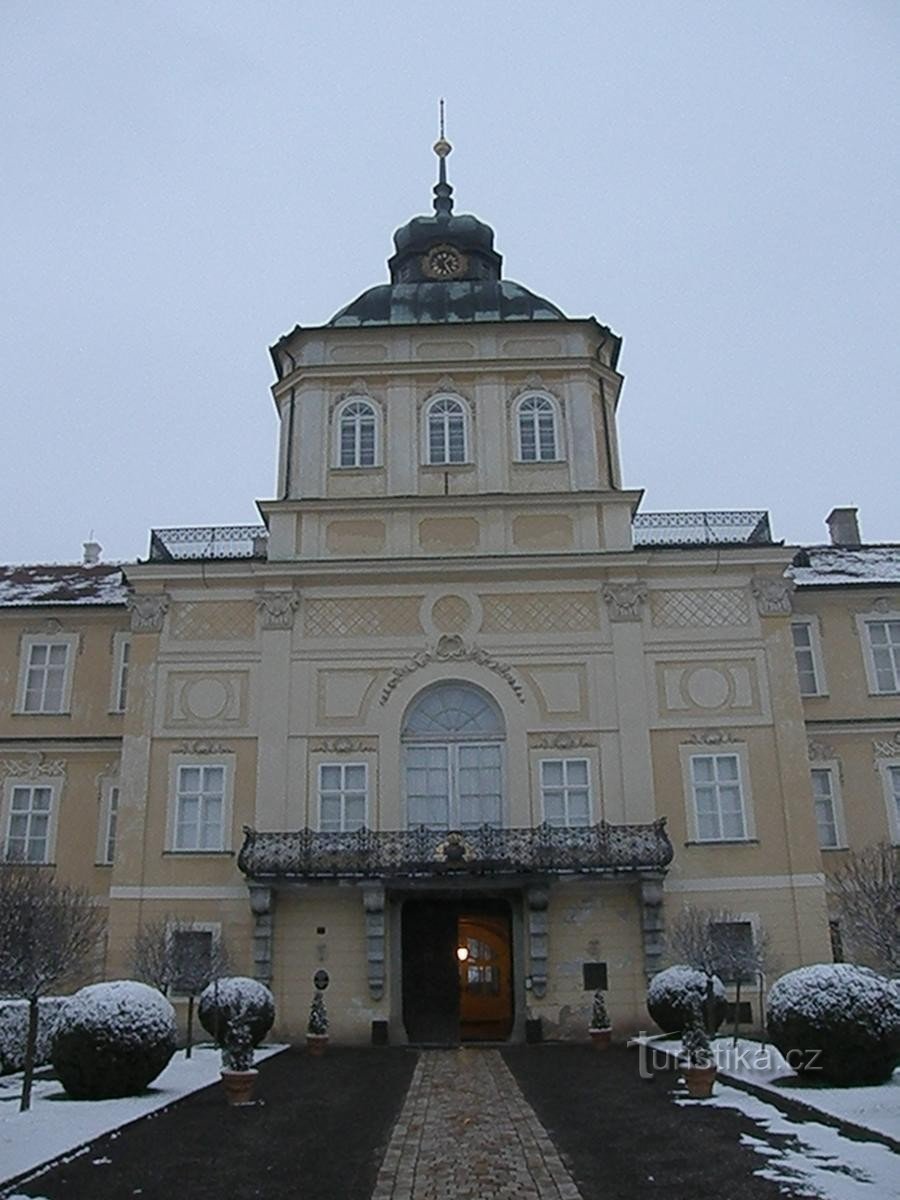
[402,684,504,830]
[517,394,558,461]
[338,400,377,468]
[427,396,467,464]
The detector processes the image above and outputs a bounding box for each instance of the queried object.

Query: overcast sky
[2,1,897,564]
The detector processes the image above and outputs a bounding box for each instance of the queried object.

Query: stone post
[363,885,386,999]
[639,876,665,980]
[526,885,550,999]
[249,884,276,986]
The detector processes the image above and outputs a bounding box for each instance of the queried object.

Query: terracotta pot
[306,1033,328,1056]
[220,1068,258,1106]
[682,1064,717,1098]
[589,1027,612,1051]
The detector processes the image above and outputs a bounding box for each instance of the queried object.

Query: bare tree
[131,917,229,1056]
[830,843,900,977]
[0,865,104,1111]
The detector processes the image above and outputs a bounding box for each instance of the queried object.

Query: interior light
[456,946,469,962]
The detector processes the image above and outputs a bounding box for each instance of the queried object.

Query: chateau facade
[2,149,898,1043]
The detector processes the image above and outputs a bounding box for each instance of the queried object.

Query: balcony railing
[632,510,772,547]
[237,820,673,881]
[148,525,269,562]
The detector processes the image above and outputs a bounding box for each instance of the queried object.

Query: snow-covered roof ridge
[789,544,900,588]
[0,563,130,607]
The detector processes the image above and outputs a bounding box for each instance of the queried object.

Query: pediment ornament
[379,637,525,705]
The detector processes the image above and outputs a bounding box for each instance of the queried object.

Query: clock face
[423,244,467,280]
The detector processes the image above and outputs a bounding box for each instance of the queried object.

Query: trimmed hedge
[0,998,66,1074]
[647,965,727,1034]
[198,977,275,1047]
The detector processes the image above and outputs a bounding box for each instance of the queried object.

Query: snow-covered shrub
[767,963,900,1086]
[681,1021,713,1068]
[0,998,66,1074]
[647,965,726,1033]
[198,976,274,1047]
[51,981,176,1099]
[307,990,328,1036]
[589,989,610,1031]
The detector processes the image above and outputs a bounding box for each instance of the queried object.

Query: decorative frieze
[751,576,794,616]
[304,596,424,638]
[127,593,170,633]
[378,635,525,705]
[528,732,595,750]
[602,581,647,622]
[256,590,300,630]
[308,737,378,754]
[169,601,256,641]
[172,740,233,755]
[873,731,900,759]
[807,740,837,762]
[0,753,66,780]
[481,593,598,634]
[650,589,750,628]
[682,730,738,746]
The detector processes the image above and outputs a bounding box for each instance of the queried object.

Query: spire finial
[432,98,453,217]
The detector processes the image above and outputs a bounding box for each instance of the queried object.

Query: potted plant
[306,989,328,1055]
[219,1018,258,1106]
[588,989,612,1050]
[680,1019,716,1098]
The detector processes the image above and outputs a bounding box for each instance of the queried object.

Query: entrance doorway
[401,898,514,1045]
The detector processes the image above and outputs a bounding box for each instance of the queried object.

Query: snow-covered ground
[0,1043,286,1192]
[643,1035,900,1144]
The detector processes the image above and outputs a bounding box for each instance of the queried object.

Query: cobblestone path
[371,1049,583,1200]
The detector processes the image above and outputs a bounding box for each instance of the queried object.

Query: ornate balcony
[632,510,772,546]
[237,820,673,882]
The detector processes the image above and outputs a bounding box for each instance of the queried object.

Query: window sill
[163,849,235,857]
[330,465,383,474]
[684,838,760,847]
[420,462,474,471]
[512,458,567,466]
[820,844,848,852]
[799,692,830,700]
[11,710,71,718]
[94,861,114,868]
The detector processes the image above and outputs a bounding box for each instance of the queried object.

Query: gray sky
[2,1,898,564]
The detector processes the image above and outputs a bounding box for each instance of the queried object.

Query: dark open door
[402,899,460,1044]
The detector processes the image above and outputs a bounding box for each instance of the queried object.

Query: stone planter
[306,1033,328,1056]
[682,1064,716,1098]
[220,1068,259,1106]
[589,1027,612,1051]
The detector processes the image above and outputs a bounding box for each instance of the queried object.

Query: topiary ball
[767,963,900,1086]
[647,965,727,1034]
[198,977,275,1047]
[52,981,176,1100]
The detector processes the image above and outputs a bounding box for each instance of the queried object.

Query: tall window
[101,784,120,864]
[22,641,70,713]
[791,621,824,696]
[517,394,558,461]
[426,396,467,464]
[338,400,377,467]
[173,765,225,851]
[710,920,757,984]
[540,758,591,827]
[689,753,747,841]
[112,635,131,713]
[866,620,900,693]
[810,768,839,848]
[5,785,52,862]
[403,683,504,829]
[886,764,900,841]
[318,763,367,832]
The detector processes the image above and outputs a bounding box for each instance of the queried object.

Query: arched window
[337,399,377,468]
[402,683,504,829]
[426,396,467,464]
[517,394,558,462]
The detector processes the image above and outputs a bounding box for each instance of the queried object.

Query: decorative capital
[127,593,169,633]
[602,581,647,622]
[248,883,273,916]
[256,590,300,630]
[751,576,793,617]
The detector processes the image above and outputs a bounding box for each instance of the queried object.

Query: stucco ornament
[873,731,900,759]
[751,576,794,616]
[529,732,594,750]
[256,590,300,630]
[684,730,737,746]
[0,752,66,780]
[602,581,647,622]
[434,832,477,863]
[127,593,170,633]
[807,740,837,762]
[378,636,525,704]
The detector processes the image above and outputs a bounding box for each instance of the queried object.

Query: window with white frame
[99,783,119,864]
[540,758,591,827]
[810,767,840,848]
[337,399,377,468]
[111,634,131,713]
[517,394,559,462]
[169,926,215,993]
[426,396,467,464]
[172,764,226,851]
[20,639,73,713]
[884,763,900,842]
[4,784,53,862]
[865,620,900,693]
[318,762,367,832]
[689,753,747,841]
[791,620,825,696]
[710,920,757,984]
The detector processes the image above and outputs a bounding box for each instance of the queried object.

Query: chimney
[826,507,861,548]
[82,541,102,565]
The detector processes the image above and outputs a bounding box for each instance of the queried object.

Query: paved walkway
[372,1049,582,1200]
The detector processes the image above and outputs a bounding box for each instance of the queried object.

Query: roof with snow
[0,564,128,607]
[789,545,900,588]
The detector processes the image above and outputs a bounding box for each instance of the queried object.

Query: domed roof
[326,133,567,328]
